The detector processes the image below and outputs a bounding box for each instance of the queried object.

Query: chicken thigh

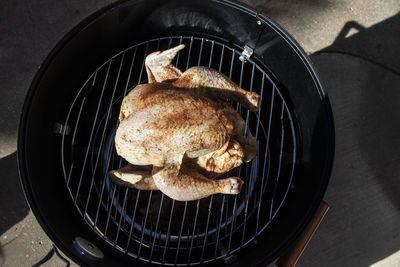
[110,44,259,201]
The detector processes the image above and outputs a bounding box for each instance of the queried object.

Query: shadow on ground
[243,0,332,18]
[298,13,400,267]
[315,12,400,210]
[0,152,30,264]
[0,153,29,236]
[320,12,400,75]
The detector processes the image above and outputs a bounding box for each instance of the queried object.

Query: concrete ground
[0,0,399,266]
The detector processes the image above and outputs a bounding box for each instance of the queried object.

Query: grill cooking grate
[61,36,296,265]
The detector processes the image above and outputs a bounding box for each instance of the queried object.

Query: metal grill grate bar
[74,60,112,204]
[241,63,256,245]
[212,44,227,260]
[149,194,165,262]
[104,184,117,236]
[62,72,95,190]
[227,196,238,252]
[114,187,129,243]
[175,37,183,66]
[83,47,131,217]
[187,200,200,264]
[66,96,86,186]
[92,53,126,224]
[214,195,226,259]
[186,37,194,70]
[92,53,126,233]
[209,41,214,67]
[245,63,256,136]
[255,74,265,139]
[123,47,137,97]
[138,43,149,83]
[269,103,286,220]
[125,190,141,252]
[124,43,151,253]
[198,38,204,66]
[230,49,245,244]
[219,44,225,71]
[256,85,275,234]
[137,191,153,257]
[162,200,176,264]
[229,49,235,79]
[200,195,214,263]
[174,202,188,264]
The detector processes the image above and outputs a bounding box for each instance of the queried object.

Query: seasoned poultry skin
[110,44,259,201]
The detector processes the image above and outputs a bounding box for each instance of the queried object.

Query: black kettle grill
[18,0,334,266]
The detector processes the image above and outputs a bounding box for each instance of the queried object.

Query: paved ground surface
[0,0,399,266]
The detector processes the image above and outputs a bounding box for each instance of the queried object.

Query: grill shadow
[0,152,30,236]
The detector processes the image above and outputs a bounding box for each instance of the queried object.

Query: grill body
[18,0,334,266]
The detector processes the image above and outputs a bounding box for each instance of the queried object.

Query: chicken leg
[110,162,244,201]
[152,164,243,201]
[109,164,158,190]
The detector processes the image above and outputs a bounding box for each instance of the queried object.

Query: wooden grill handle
[276,200,330,267]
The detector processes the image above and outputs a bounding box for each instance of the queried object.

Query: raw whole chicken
[109,44,260,201]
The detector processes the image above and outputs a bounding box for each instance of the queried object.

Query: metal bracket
[239,17,264,63]
[221,248,238,264]
[239,45,254,63]
[54,123,70,135]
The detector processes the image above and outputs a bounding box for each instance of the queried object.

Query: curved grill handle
[276,201,329,267]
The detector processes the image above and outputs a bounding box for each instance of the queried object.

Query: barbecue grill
[18,0,334,266]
